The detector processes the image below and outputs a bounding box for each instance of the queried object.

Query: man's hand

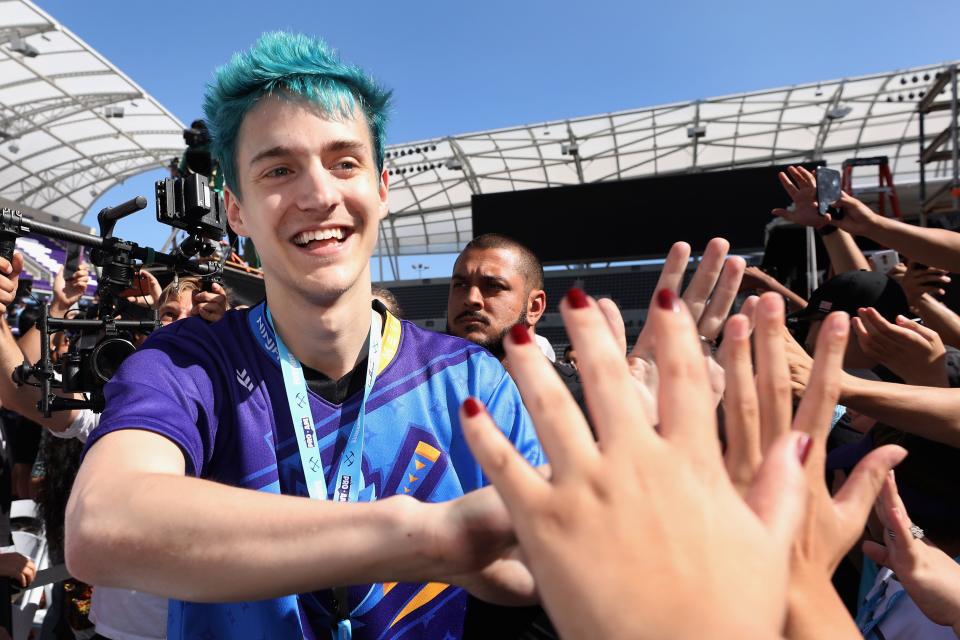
[119,270,162,308]
[0,552,36,588]
[629,238,745,403]
[853,308,948,387]
[0,253,23,316]
[900,264,951,308]
[771,165,830,229]
[191,283,229,322]
[51,264,90,317]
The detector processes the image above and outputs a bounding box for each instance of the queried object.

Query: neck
[266,278,372,380]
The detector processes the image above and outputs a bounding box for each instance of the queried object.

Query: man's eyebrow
[248,140,369,168]
[481,274,510,287]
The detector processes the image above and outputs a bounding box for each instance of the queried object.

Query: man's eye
[333,161,358,171]
[265,167,290,178]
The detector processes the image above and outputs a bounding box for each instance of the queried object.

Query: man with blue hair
[64,32,543,640]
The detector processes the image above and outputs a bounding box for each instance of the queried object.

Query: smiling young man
[65,32,542,640]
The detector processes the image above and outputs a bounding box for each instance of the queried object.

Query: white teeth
[293,228,346,245]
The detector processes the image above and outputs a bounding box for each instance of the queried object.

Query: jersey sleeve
[83,322,223,477]
[479,360,545,468]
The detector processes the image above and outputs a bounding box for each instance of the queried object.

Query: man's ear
[224,187,248,237]
[377,168,390,221]
[527,288,547,325]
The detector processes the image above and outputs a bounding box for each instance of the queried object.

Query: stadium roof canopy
[379,61,959,258]
[0,0,184,222]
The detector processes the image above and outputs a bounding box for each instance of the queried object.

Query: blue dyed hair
[203,31,392,196]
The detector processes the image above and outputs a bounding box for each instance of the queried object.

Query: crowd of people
[0,28,955,640]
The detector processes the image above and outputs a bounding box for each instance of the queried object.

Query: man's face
[447,247,534,359]
[224,96,388,305]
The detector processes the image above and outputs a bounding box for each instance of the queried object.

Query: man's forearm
[840,373,960,447]
[66,469,449,602]
[865,216,960,273]
[823,229,871,273]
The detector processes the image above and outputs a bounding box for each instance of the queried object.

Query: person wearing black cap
[788,270,911,372]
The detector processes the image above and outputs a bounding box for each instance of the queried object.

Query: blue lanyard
[249,302,382,502]
[248,302,383,640]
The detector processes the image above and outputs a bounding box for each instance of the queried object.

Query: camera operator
[0,254,229,640]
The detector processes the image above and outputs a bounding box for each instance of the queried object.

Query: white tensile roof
[0,0,184,222]
[379,62,959,256]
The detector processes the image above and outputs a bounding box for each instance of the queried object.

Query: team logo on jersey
[235,369,254,392]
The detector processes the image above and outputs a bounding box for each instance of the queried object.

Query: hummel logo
[236,369,254,392]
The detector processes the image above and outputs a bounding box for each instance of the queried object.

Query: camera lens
[91,338,137,384]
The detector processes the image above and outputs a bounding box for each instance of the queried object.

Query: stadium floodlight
[826,105,853,120]
[104,106,125,118]
[8,143,19,154]
[444,157,463,171]
[411,263,429,278]
[9,36,39,58]
[561,141,580,156]
[687,125,707,139]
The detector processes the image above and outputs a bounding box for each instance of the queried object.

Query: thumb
[834,445,908,527]
[744,430,809,548]
[8,252,23,279]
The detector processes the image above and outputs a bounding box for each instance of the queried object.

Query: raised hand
[462,288,807,640]
[862,473,960,634]
[191,282,229,322]
[853,307,948,387]
[0,252,23,316]
[52,264,90,317]
[772,165,830,229]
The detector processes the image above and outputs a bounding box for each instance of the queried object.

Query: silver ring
[886,525,925,541]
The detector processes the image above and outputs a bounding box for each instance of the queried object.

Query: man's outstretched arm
[66,429,527,603]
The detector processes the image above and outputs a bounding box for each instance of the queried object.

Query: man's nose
[296,161,343,213]
[465,285,483,308]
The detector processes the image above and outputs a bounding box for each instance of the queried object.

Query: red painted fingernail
[796,433,813,464]
[656,288,678,311]
[566,287,589,309]
[463,397,483,417]
[510,323,532,345]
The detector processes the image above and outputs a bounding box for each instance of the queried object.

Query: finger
[718,315,763,491]
[739,295,760,331]
[745,431,809,549]
[596,298,628,356]
[793,312,849,471]
[895,315,937,341]
[851,316,873,350]
[460,398,549,508]
[650,242,692,301]
[682,238,730,323]
[698,256,746,341]
[795,165,817,187]
[777,171,799,198]
[560,289,655,452]
[753,293,792,452]
[651,288,722,465]
[878,471,916,552]
[834,445,908,532]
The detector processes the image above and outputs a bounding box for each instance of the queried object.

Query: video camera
[4,174,227,415]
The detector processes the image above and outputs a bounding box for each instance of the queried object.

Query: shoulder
[394,320,504,377]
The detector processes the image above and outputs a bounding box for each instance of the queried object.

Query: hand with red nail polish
[460,283,816,640]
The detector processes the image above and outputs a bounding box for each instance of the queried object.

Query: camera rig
[4,173,227,416]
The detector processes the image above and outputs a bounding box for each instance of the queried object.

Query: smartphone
[869,249,900,274]
[64,244,84,274]
[815,167,842,215]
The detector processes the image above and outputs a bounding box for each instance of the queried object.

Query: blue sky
[34,0,960,279]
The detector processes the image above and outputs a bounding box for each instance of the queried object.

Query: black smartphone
[64,244,83,274]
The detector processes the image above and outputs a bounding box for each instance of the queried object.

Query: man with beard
[446,234,546,363]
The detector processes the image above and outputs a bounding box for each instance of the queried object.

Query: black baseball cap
[787,270,910,326]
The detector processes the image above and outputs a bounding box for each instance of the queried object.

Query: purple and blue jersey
[87,303,543,640]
